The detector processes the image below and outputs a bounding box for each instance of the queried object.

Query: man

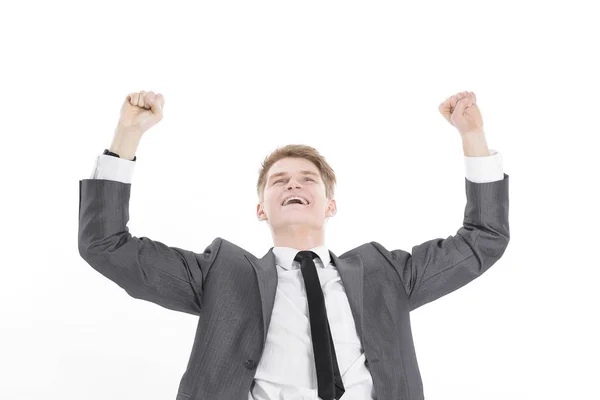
[78,90,509,399]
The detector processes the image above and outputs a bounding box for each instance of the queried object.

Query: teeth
[282,196,308,206]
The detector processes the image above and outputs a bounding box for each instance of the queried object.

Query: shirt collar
[272,244,331,270]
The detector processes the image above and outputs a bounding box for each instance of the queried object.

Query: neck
[272,227,325,250]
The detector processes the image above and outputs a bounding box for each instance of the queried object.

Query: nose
[286,180,303,190]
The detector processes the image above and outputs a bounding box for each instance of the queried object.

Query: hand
[439,91,484,137]
[117,90,165,135]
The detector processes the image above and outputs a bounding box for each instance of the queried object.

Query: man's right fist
[117,90,165,135]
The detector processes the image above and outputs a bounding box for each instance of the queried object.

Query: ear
[328,199,337,217]
[257,203,266,220]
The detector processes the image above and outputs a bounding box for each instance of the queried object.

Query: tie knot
[294,250,318,264]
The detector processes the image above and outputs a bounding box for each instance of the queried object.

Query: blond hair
[257,144,337,202]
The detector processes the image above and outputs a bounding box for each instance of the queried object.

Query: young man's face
[257,157,336,235]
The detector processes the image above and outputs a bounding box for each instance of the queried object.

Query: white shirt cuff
[90,154,135,184]
[464,149,504,183]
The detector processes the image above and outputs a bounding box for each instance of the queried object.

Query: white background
[1,0,599,399]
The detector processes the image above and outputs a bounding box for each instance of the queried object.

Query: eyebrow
[268,170,320,183]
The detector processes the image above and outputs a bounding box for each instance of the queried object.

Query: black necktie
[294,250,345,400]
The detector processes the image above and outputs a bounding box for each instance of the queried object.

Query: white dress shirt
[87,149,504,399]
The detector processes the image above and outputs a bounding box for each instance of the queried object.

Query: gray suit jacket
[78,173,509,399]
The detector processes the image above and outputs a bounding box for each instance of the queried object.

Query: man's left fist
[439,91,484,137]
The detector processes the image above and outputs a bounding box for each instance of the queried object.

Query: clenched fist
[117,90,165,135]
[439,91,483,137]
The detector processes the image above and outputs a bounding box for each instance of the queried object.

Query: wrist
[110,124,143,161]
[109,136,140,161]
[462,131,490,157]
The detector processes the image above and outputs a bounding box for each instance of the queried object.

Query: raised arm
[78,91,218,316]
[374,91,510,311]
[373,173,509,311]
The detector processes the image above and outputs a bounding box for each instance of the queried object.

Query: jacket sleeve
[78,178,220,316]
[372,173,510,312]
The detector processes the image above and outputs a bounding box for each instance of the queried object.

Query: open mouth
[283,203,309,207]
[281,198,310,207]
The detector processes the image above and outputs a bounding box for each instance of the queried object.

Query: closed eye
[275,178,314,184]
